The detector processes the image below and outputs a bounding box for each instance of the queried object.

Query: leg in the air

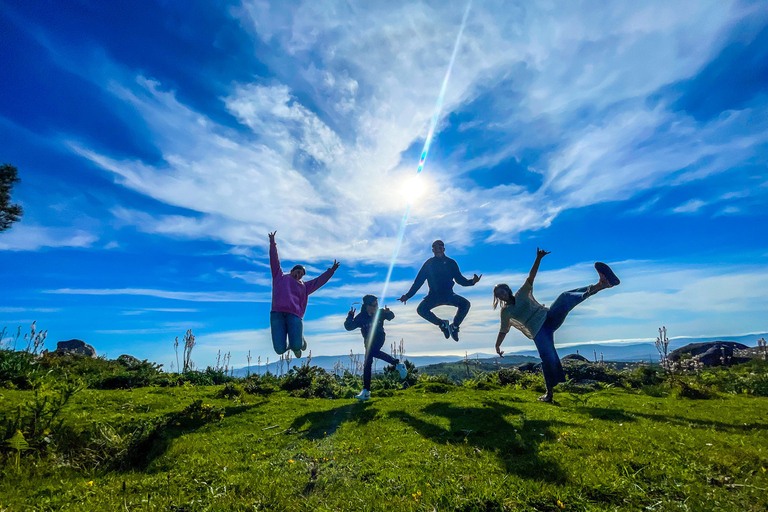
[417,297,451,338]
[270,312,289,355]
[285,313,304,358]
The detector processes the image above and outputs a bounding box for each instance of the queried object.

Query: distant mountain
[230,332,767,376]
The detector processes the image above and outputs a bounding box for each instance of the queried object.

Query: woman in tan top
[492,248,620,402]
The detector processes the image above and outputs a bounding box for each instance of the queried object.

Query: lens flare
[366,1,473,349]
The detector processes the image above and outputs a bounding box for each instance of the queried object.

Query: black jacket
[344,308,395,347]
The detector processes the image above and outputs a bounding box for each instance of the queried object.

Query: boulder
[669,341,749,365]
[562,353,590,363]
[55,339,97,358]
[517,362,540,373]
[117,354,141,368]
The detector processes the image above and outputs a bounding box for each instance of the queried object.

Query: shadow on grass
[388,400,569,483]
[119,402,262,472]
[575,406,768,433]
[290,402,378,440]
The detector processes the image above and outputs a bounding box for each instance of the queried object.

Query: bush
[0,350,38,389]
[625,366,664,388]
[215,382,244,400]
[497,368,545,391]
[243,374,279,396]
[177,371,214,387]
[563,362,623,384]
[674,380,718,400]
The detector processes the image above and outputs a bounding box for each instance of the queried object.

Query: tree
[1,163,23,232]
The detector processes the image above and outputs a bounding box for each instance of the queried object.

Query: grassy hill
[2,378,768,511]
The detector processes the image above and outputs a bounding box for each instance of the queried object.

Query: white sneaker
[355,389,371,401]
[395,363,407,379]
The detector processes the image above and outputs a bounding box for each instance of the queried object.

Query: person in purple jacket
[269,231,340,357]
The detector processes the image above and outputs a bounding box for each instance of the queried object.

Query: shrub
[625,366,664,388]
[215,382,244,400]
[243,374,279,396]
[675,380,717,400]
[177,371,214,387]
[0,350,38,389]
[497,368,545,391]
[563,362,622,384]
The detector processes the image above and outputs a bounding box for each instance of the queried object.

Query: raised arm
[525,247,550,286]
[382,306,395,321]
[305,260,340,295]
[451,259,482,287]
[344,306,359,331]
[269,232,281,279]
[399,262,428,303]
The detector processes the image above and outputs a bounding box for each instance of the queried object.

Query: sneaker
[439,320,451,339]
[395,362,407,379]
[449,323,460,342]
[355,389,371,401]
[301,336,307,351]
[595,262,620,287]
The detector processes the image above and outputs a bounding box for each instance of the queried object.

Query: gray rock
[669,341,749,365]
[55,339,97,358]
[517,362,540,373]
[562,354,590,363]
[117,354,141,368]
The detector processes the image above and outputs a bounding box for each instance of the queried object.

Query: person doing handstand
[493,248,620,403]
[345,294,407,401]
[398,240,481,341]
[269,231,339,358]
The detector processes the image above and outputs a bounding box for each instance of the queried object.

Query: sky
[1,0,767,370]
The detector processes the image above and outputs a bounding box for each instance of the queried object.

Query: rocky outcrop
[117,354,141,368]
[562,354,590,363]
[669,341,749,367]
[54,339,97,358]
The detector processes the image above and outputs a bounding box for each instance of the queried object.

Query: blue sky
[1,0,767,369]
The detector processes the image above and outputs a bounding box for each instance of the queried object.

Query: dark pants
[416,293,471,327]
[533,286,591,390]
[363,337,398,390]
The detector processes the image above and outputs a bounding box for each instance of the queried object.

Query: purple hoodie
[270,239,335,318]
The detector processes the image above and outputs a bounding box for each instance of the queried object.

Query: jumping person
[493,248,620,402]
[345,294,408,401]
[398,240,481,341]
[269,231,339,358]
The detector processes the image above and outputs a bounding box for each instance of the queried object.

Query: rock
[517,362,540,373]
[669,341,749,365]
[562,354,590,363]
[117,354,141,368]
[55,339,97,358]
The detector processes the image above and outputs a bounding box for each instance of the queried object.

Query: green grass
[2,385,768,511]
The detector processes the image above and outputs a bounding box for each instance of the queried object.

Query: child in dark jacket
[344,294,407,400]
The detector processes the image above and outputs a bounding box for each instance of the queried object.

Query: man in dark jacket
[398,240,481,341]
[345,294,407,400]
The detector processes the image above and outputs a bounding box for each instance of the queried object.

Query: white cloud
[0,225,97,251]
[44,288,270,302]
[673,199,707,214]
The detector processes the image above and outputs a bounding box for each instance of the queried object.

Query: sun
[401,174,429,204]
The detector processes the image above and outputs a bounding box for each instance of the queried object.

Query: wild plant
[182,329,195,373]
[758,338,767,360]
[23,321,47,355]
[257,355,261,376]
[285,350,292,373]
[247,350,252,377]
[173,336,180,374]
[655,326,670,370]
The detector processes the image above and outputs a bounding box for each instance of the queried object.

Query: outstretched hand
[496,345,505,357]
[349,306,356,316]
[330,259,340,272]
[268,231,276,242]
[536,247,551,259]
[398,295,408,304]
[472,273,482,284]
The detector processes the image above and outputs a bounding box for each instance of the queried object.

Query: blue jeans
[417,293,471,327]
[270,311,304,354]
[533,286,591,390]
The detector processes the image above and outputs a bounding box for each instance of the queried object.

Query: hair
[290,264,306,275]
[492,283,514,310]
[432,239,444,248]
[362,294,378,306]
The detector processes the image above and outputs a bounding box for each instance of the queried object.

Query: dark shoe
[538,393,553,403]
[595,262,620,287]
[439,320,451,339]
[449,323,460,342]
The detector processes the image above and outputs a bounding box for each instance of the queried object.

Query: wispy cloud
[0,225,97,251]
[44,288,270,302]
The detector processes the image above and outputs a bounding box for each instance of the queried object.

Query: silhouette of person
[398,240,481,341]
[344,294,407,400]
[269,231,339,357]
[493,248,620,402]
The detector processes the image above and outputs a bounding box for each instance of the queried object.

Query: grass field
[2,384,768,511]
